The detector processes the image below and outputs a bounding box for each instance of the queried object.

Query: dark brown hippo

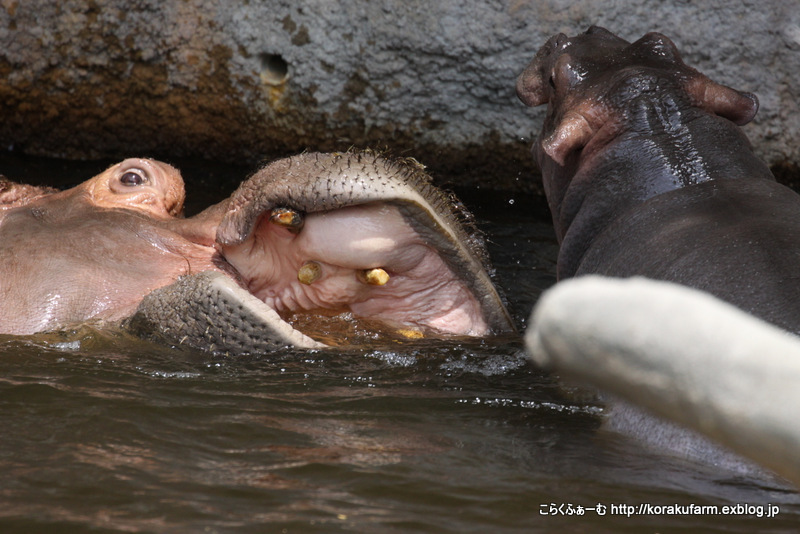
[0,152,515,352]
[516,26,800,335]
[517,26,800,479]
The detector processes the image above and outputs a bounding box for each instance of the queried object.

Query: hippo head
[517,26,759,166]
[515,26,761,247]
[0,151,515,352]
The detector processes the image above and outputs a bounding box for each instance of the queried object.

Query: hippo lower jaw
[128,271,326,351]
[127,151,515,353]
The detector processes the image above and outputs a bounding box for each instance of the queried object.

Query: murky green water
[1,156,799,533]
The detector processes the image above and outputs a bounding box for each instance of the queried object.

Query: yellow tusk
[269,207,304,233]
[297,261,322,285]
[396,328,424,340]
[358,267,390,286]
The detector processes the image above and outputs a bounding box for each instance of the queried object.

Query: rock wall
[0,0,797,191]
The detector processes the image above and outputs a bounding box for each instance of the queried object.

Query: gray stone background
[0,0,797,192]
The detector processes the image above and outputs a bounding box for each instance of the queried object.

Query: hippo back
[577,178,800,335]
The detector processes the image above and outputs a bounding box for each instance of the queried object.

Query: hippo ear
[585,25,617,38]
[686,78,759,126]
[541,111,594,166]
[630,32,681,62]
[628,32,759,126]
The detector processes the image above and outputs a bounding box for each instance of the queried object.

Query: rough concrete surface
[0,0,797,191]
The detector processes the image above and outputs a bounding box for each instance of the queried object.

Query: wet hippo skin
[516,26,800,334]
[0,151,514,352]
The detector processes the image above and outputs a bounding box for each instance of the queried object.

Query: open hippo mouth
[130,151,515,352]
[0,150,513,353]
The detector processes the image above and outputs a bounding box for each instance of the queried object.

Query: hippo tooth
[269,207,304,233]
[358,267,390,286]
[297,261,322,285]
[396,328,424,339]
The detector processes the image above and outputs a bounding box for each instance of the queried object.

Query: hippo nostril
[259,53,289,86]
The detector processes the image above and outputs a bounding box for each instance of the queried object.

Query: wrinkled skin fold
[0,151,514,352]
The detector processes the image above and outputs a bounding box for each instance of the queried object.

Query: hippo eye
[119,170,148,187]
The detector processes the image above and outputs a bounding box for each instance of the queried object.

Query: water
[1,156,799,533]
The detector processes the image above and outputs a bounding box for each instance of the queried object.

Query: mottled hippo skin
[0,152,514,352]
[516,26,800,334]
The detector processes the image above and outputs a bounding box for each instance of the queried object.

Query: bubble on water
[368,351,418,367]
[441,351,528,377]
[148,370,202,379]
[51,340,81,351]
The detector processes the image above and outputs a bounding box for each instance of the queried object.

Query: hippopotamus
[516,25,800,335]
[0,151,515,352]
[516,26,800,479]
